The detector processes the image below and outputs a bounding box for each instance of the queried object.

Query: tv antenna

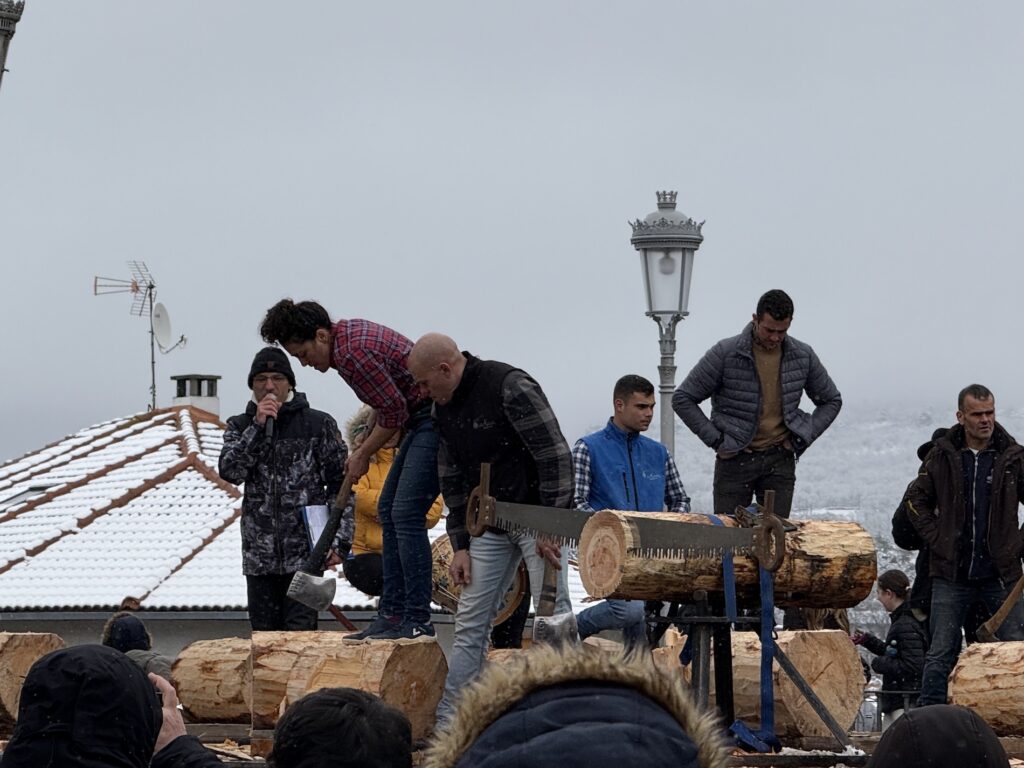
[93,261,187,410]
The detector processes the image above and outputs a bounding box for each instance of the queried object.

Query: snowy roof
[0,406,593,615]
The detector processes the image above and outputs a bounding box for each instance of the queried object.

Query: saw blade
[490,502,590,546]
[621,514,758,555]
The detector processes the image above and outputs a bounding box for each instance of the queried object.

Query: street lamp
[629,190,704,455]
[0,0,25,95]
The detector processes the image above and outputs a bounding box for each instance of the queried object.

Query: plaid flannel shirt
[330,319,425,429]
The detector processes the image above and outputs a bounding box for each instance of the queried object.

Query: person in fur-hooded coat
[423,644,729,768]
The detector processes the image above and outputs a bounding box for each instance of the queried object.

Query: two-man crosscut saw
[466,464,787,571]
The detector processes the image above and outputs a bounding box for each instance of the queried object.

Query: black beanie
[248,347,296,388]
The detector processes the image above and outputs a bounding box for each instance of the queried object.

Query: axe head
[974,624,997,643]
[287,570,337,611]
[532,611,579,646]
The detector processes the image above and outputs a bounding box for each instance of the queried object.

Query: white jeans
[435,530,572,726]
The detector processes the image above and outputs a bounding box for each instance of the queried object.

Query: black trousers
[713,444,796,517]
[246,573,318,631]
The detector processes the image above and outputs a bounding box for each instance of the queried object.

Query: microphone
[264,393,278,438]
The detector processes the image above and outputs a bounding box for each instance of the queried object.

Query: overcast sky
[2,2,1023,463]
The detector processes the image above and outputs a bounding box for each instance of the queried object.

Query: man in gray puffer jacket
[673,289,841,519]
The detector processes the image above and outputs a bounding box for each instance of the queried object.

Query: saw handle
[752,490,786,573]
[300,475,354,575]
[467,463,496,537]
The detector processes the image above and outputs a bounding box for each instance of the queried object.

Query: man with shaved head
[409,334,574,727]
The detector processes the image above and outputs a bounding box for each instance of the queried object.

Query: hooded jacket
[1,645,219,768]
[866,704,1009,768]
[1,645,161,768]
[906,422,1024,583]
[219,392,346,576]
[673,322,841,456]
[424,644,729,768]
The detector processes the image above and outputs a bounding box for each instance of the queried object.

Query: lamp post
[0,0,25,95]
[629,190,704,455]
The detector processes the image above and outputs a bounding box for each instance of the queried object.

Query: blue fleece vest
[580,421,669,512]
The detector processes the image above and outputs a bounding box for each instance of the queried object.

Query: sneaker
[343,615,400,643]
[373,619,436,642]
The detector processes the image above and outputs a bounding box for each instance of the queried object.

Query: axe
[975,573,1024,643]
[287,475,354,612]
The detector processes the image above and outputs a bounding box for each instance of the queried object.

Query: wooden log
[578,510,876,608]
[283,639,448,742]
[0,632,65,734]
[250,632,347,730]
[950,642,1024,736]
[173,637,252,724]
[654,629,864,739]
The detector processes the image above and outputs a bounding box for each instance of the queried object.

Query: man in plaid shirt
[573,374,689,650]
[260,299,439,641]
[407,332,574,728]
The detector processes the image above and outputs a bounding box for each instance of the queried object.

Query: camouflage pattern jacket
[219,392,346,576]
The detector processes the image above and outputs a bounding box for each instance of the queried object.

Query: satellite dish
[153,303,173,348]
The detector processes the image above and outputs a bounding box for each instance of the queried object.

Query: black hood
[1,645,161,768]
[866,705,1008,768]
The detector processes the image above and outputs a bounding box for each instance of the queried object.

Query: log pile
[0,632,65,735]
[950,642,1024,736]
[577,510,876,608]
[654,629,864,738]
[252,631,447,742]
[173,637,252,724]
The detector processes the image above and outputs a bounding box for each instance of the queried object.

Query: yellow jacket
[351,447,443,555]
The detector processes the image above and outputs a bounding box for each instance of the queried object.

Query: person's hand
[450,549,472,586]
[325,549,344,569]
[253,393,280,427]
[536,537,562,569]
[344,449,370,480]
[851,631,868,646]
[149,673,187,755]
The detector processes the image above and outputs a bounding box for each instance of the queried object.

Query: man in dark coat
[0,645,219,768]
[423,644,730,768]
[906,384,1024,706]
[408,333,574,728]
[219,347,346,631]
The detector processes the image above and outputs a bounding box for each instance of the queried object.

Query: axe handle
[301,475,354,575]
[978,573,1024,641]
[535,561,558,618]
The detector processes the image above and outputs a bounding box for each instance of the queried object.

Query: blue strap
[707,514,738,621]
[729,564,781,753]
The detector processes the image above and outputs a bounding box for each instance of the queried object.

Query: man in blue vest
[573,375,690,649]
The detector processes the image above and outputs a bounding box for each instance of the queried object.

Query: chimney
[170,374,221,416]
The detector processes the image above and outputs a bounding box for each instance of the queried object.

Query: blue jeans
[577,599,647,649]
[377,416,439,626]
[918,577,1024,706]
[435,530,572,726]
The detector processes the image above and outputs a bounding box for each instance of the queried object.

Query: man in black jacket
[906,384,1024,706]
[408,333,574,728]
[219,347,346,631]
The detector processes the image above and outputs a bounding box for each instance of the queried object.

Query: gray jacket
[673,322,841,456]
